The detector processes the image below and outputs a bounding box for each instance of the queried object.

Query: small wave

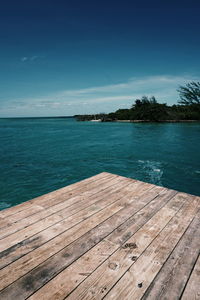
[138,160,163,185]
[153,168,161,172]
[0,201,11,210]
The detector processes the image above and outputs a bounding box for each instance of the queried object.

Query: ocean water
[0,117,200,210]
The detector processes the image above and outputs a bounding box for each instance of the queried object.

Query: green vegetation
[74,113,107,121]
[178,81,200,105]
[75,81,200,122]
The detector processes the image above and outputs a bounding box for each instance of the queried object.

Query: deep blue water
[0,118,200,210]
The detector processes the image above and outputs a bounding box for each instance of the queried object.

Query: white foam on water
[0,202,11,210]
[153,168,161,172]
[138,160,163,185]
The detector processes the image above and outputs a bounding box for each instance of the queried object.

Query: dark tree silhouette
[75,89,200,122]
[178,81,200,105]
[130,96,168,121]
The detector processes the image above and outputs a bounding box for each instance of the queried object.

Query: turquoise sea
[0,117,200,210]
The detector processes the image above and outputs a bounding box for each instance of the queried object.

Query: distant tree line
[75,81,200,122]
[74,113,107,121]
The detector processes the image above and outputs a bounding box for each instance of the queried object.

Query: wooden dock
[0,172,199,299]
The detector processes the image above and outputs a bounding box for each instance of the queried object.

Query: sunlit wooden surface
[0,172,199,299]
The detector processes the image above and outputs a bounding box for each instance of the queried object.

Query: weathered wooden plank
[27,187,176,300]
[0,179,141,269]
[104,196,199,300]
[35,173,116,209]
[0,180,149,288]
[0,175,129,240]
[0,176,133,252]
[0,217,11,228]
[0,173,198,300]
[65,192,190,300]
[0,172,111,219]
[0,203,123,297]
[0,173,115,226]
[2,174,115,225]
[2,205,45,225]
[141,210,200,300]
[181,254,200,300]
[0,182,157,297]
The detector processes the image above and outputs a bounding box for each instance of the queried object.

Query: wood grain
[0,173,114,226]
[67,192,190,300]
[142,211,200,300]
[181,254,200,300]
[0,180,152,293]
[0,178,143,270]
[0,175,128,239]
[104,196,199,300]
[0,172,199,300]
[28,188,175,300]
[0,172,111,219]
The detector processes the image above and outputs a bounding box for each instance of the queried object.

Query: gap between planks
[0,173,199,300]
[0,174,131,240]
[0,181,164,297]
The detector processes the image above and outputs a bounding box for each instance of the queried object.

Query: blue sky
[0,0,200,117]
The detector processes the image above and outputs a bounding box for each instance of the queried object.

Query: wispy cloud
[20,55,43,62]
[25,74,196,106]
[57,75,195,97]
[0,74,198,117]
[21,57,28,62]
[30,55,39,61]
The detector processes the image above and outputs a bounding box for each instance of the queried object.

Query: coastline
[104,119,200,123]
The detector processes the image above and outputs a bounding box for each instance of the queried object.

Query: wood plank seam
[0,181,151,271]
[140,210,200,299]
[0,188,173,298]
[27,189,178,300]
[0,173,199,300]
[0,179,140,254]
[0,184,162,295]
[102,197,199,300]
[179,243,200,299]
[63,192,188,300]
[180,253,200,299]
[0,172,111,218]
[0,173,115,225]
[0,176,131,240]
[0,173,109,216]
[0,180,145,271]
